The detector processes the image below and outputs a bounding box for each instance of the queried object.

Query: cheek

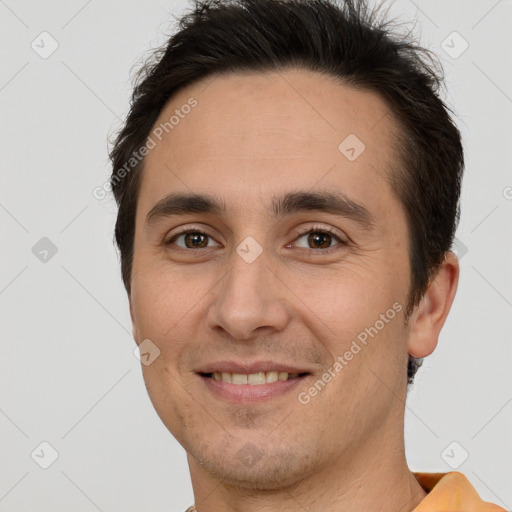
[139,365,190,442]
[319,313,408,421]
[131,259,209,339]
[289,263,397,330]
[294,265,408,383]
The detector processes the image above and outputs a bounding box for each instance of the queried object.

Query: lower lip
[198,374,308,403]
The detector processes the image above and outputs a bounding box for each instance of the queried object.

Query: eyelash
[165,225,347,254]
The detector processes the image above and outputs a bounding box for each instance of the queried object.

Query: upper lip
[196,360,311,375]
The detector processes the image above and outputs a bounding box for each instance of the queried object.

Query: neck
[186,418,427,512]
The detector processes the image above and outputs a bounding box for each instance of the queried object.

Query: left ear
[129,296,139,345]
[407,251,459,358]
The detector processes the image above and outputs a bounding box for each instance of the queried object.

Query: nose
[206,247,291,340]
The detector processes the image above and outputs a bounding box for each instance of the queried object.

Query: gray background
[1,0,511,510]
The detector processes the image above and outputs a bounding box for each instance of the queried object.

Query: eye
[292,226,346,251]
[166,230,220,250]
[164,226,346,253]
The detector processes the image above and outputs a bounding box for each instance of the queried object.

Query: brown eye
[184,233,208,248]
[167,231,218,249]
[294,228,343,250]
[307,232,332,249]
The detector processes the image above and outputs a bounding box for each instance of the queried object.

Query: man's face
[130,69,415,488]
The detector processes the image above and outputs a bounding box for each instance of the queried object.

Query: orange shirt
[413,471,507,511]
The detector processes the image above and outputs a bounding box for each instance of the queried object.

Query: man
[109,0,506,510]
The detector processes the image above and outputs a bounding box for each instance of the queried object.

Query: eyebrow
[145,190,374,230]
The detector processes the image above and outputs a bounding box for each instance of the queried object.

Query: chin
[189,439,320,491]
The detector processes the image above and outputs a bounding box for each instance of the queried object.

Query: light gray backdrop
[1,0,511,510]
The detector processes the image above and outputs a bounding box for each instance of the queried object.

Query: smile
[198,371,310,403]
[202,371,307,385]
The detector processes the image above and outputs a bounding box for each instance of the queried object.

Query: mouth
[199,371,310,385]
[197,369,311,403]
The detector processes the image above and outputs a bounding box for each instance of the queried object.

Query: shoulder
[413,471,507,511]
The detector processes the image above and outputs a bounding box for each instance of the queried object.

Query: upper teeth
[212,371,300,385]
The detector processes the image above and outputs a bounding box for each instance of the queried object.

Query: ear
[129,297,139,344]
[407,251,459,358]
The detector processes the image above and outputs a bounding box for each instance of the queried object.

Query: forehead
[138,68,402,223]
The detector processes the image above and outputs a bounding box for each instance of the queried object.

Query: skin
[129,68,459,511]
